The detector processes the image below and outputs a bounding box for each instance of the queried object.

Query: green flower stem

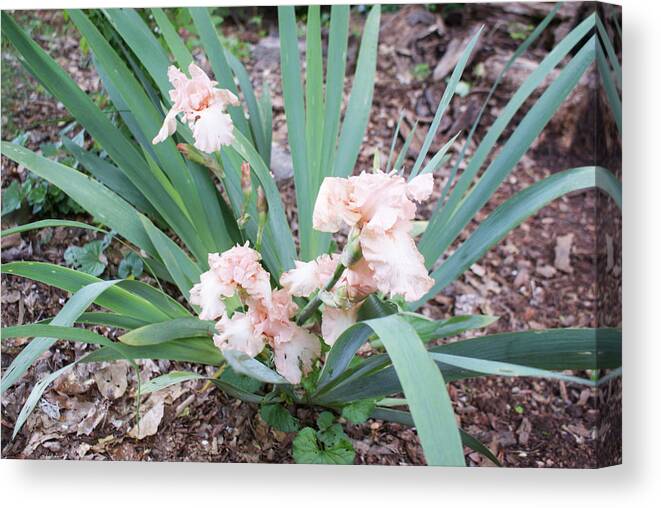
[295,262,346,326]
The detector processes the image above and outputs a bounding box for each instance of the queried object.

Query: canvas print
[0,2,622,467]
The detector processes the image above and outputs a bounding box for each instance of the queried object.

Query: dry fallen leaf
[94,362,128,400]
[128,399,165,440]
[54,369,91,396]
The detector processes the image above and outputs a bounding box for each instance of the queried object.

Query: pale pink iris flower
[208,243,272,307]
[280,252,373,346]
[152,63,239,153]
[273,326,321,384]
[192,243,321,383]
[189,270,228,321]
[312,170,435,302]
[251,288,321,384]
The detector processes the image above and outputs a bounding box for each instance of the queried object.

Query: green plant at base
[118,251,144,279]
[63,233,113,276]
[293,412,355,465]
[412,62,431,81]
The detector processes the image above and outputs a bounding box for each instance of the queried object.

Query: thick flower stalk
[152,63,238,154]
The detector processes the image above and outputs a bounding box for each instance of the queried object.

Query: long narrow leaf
[420,17,598,265]
[333,5,380,179]
[1,219,106,238]
[320,4,350,177]
[140,216,202,298]
[84,337,223,365]
[151,8,194,69]
[412,166,621,308]
[409,26,483,179]
[305,5,324,202]
[119,318,213,346]
[223,350,289,385]
[62,138,164,223]
[1,262,172,322]
[595,14,622,90]
[366,315,465,466]
[1,280,120,394]
[596,40,622,135]
[278,6,313,259]
[385,111,404,173]
[225,50,269,163]
[319,328,620,403]
[231,131,297,274]
[1,142,156,257]
[332,5,380,179]
[429,353,596,386]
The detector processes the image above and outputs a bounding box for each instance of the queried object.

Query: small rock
[554,233,574,273]
[513,268,529,287]
[270,143,293,181]
[536,265,557,278]
[498,431,517,448]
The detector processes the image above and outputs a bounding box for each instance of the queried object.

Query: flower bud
[341,227,363,268]
[256,187,268,251]
[241,161,252,201]
[256,187,268,215]
[318,284,350,309]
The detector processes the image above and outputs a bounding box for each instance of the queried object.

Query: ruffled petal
[312,177,359,232]
[406,173,434,202]
[279,254,341,298]
[189,270,226,320]
[167,65,187,90]
[280,260,321,298]
[349,171,415,232]
[152,107,179,145]
[360,223,433,302]
[321,305,359,346]
[192,104,235,153]
[213,88,240,108]
[208,243,272,306]
[345,257,379,300]
[213,312,265,358]
[273,326,321,384]
[188,62,215,88]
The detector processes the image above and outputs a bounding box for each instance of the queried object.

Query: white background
[1,0,658,506]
